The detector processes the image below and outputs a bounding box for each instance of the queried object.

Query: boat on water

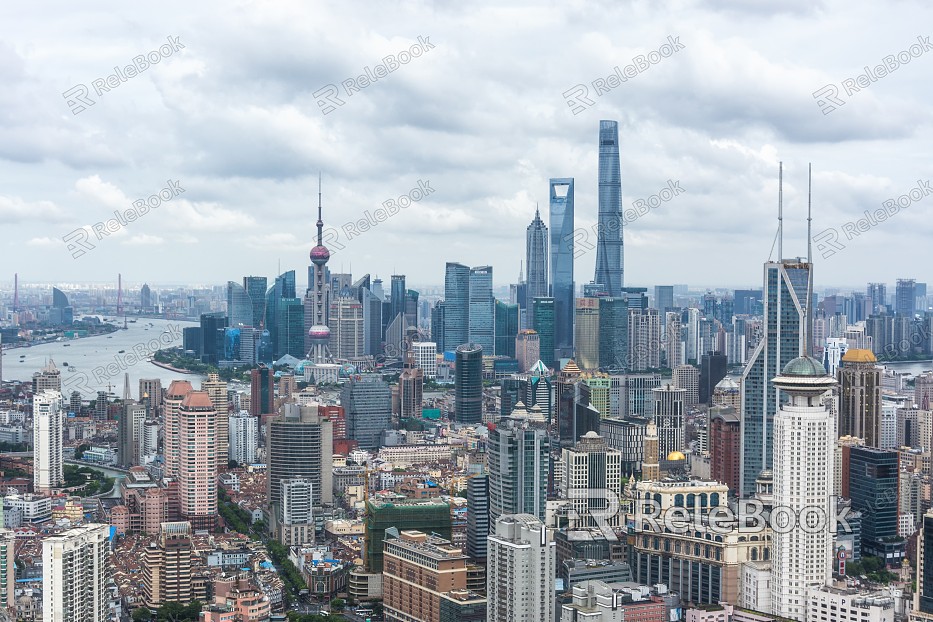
[63,343,70,347]
[118,350,126,354]
[68,366,76,371]
[63,362,69,366]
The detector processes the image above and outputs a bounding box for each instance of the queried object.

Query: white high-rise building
[822,337,849,377]
[328,294,365,359]
[228,411,258,465]
[665,312,683,368]
[652,384,685,460]
[487,514,555,622]
[672,365,699,407]
[279,477,314,546]
[770,356,836,622]
[685,308,700,363]
[141,420,160,458]
[33,390,64,492]
[43,523,110,622]
[412,341,438,378]
[0,526,14,612]
[561,432,623,527]
[628,309,661,371]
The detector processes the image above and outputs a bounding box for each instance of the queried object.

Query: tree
[132,608,154,621]
[330,598,346,611]
[156,601,202,621]
[75,443,90,460]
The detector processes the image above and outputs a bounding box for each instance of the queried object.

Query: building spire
[807,162,812,264]
[778,161,783,262]
[123,372,131,401]
[317,172,324,247]
[806,162,814,358]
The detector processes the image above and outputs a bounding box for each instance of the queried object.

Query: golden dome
[667,451,686,461]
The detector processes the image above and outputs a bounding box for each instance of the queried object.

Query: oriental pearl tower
[308,174,332,364]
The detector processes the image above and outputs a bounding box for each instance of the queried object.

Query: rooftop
[841,348,877,364]
[781,356,827,377]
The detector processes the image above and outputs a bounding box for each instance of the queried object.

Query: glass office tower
[549,178,575,363]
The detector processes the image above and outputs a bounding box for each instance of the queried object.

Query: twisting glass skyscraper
[549,178,575,363]
[594,120,624,298]
[525,206,548,328]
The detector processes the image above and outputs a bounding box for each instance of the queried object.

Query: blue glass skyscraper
[468,266,494,354]
[390,275,406,326]
[243,276,268,328]
[739,259,813,496]
[549,178,575,363]
[227,281,253,328]
[443,262,470,350]
[494,299,519,358]
[594,120,624,298]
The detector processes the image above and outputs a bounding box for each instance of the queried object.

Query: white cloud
[0,195,65,223]
[0,0,931,288]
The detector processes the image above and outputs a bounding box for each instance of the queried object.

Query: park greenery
[845,556,899,584]
[63,464,114,496]
[155,347,293,382]
[131,601,203,621]
[0,441,30,453]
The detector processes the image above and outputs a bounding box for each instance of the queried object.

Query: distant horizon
[0,279,920,295]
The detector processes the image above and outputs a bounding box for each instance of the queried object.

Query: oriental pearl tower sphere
[308,174,332,364]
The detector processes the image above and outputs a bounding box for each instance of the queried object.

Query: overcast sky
[1,0,931,293]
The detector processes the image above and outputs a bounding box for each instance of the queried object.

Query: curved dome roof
[715,376,739,391]
[667,450,686,461]
[781,356,826,377]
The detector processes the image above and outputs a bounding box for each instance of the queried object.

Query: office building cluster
[3,121,933,622]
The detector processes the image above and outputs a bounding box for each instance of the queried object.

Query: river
[882,360,933,376]
[2,317,205,396]
[66,460,127,499]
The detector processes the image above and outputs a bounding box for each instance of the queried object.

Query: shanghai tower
[594,120,624,297]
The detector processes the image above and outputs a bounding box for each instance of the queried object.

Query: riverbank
[149,358,199,374]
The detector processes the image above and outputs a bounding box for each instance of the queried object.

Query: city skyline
[1,1,932,288]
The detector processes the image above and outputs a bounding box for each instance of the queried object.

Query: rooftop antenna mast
[807,163,813,264]
[806,162,814,358]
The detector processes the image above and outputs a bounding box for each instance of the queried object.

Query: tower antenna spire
[806,162,814,358]
[317,172,324,246]
[778,161,783,262]
[807,162,812,264]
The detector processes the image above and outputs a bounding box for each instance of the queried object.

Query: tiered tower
[308,175,333,364]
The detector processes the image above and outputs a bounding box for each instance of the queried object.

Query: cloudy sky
[1,0,931,293]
